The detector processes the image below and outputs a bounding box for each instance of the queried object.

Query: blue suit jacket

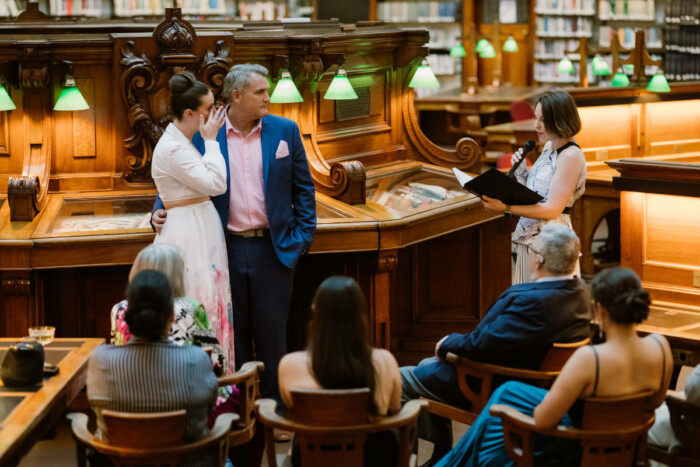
[414,278,591,407]
[153,114,316,269]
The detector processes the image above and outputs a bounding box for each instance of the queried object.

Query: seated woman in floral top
[110,243,226,375]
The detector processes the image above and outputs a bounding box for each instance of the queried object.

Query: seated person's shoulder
[280,350,309,371]
[372,348,399,368]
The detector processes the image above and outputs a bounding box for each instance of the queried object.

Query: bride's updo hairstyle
[591,267,651,324]
[125,270,174,341]
[169,71,210,120]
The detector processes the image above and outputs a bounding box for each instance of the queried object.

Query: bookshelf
[0,0,312,19]
[665,0,700,81]
[376,0,463,96]
[532,0,596,84]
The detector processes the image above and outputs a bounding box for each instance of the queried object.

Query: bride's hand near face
[200,106,226,141]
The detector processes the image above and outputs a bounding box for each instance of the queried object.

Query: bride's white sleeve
[167,140,227,196]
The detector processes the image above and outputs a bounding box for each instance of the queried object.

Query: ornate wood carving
[377,254,398,273]
[119,41,163,183]
[154,8,197,66]
[402,84,480,171]
[330,161,366,205]
[8,176,40,221]
[199,40,233,106]
[1,278,31,296]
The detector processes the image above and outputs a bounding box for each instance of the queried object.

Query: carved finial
[153,8,196,53]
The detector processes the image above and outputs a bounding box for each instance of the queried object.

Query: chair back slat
[290,387,370,426]
[581,391,653,430]
[539,338,590,372]
[102,409,186,448]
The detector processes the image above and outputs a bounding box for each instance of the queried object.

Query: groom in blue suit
[153,64,316,400]
[401,224,590,466]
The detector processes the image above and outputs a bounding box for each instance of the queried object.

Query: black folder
[453,168,544,206]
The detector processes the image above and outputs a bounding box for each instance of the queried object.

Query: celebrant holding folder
[482,91,586,284]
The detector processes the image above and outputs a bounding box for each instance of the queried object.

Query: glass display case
[365,162,472,218]
[33,192,156,238]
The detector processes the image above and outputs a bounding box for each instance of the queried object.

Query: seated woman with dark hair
[278,276,402,466]
[435,267,674,466]
[88,270,218,467]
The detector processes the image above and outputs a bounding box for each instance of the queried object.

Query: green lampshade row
[270,77,303,103]
[503,36,519,53]
[647,73,671,93]
[0,86,15,111]
[475,39,490,54]
[324,75,358,100]
[449,44,466,58]
[409,64,440,88]
[611,72,630,87]
[479,43,496,59]
[54,86,89,111]
[557,57,575,74]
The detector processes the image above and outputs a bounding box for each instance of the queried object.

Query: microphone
[506,139,536,179]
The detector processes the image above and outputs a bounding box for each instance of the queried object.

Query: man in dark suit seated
[400,224,591,466]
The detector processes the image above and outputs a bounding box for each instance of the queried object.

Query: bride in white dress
[151,71,234,373]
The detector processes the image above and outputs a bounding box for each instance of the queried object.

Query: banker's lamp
[269,69,303,104]
[0,78,15,111]
[557,57,575,74]
[592,55,611,76]
[449,44,466,58]
[479,42,496,59]
[647,71,671,93]
[503,36,519,53]
[611,69,630,87]
[408,59,440,88]
[54,63,89,111]
[323,66,357,100]
[475,39,490,54]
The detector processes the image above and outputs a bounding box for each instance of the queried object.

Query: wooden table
[0,338,103,466]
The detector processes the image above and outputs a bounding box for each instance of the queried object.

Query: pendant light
[269,70,303,104]
[479,42,496,59]
[0,79,15,111]
[449,44,466,58]
[611,69,630,87]
[592,55,611,76]
[54,63,89,111]
[408,59,440,88]
[502,36,519,53]
[323,66,358,100]
[475,39,490,54]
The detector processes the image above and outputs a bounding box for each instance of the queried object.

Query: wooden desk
[641,303,700,368]
[415,86,547,115]
[0,338,103,466]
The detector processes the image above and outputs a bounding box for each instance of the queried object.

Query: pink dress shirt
[225,114,269,232]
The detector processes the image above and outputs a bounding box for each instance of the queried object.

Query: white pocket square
[275,140,290,159]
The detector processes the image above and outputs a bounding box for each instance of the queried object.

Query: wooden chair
[256,388,427,467]
[217,360,264,447]
[647,393,700,466]
[423,338,590,425]
[67,409,237,467]
[490,391,654,467]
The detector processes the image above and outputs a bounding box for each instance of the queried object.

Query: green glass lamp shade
[611,72,630,87]
[270,71,303,104]
[623,64,634,74]
[647,72,671,93]
[0,85,15,111]
[592,56,611,76]
[557,57,575,74]
[479,42,496,58]
[409,60,440,88]
[449,44,466,58]
[475,39,490,54]
[324,67,358,100]
[503,36,519,53]
[54,78,89,111]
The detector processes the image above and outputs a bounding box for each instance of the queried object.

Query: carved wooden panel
[0,112,9,157]
[72,79,96,159]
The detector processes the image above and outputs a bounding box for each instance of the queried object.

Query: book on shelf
[536,16,593,37]
[377,1,458,23]
[536,0,595,15]
[665,0,700,25]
